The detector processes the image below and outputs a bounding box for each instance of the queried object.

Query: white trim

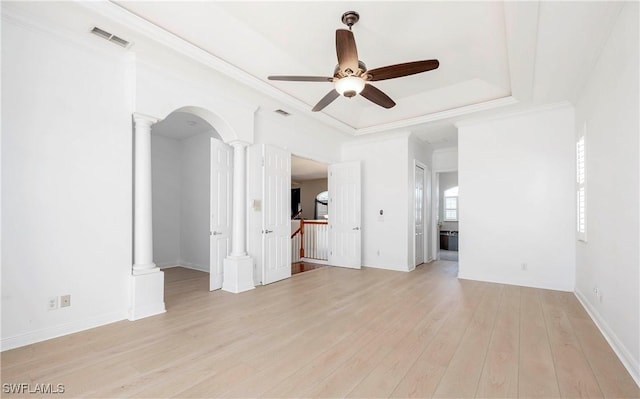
[457,273,574,292]
[77,1,519,137]
[455,101,573,128]
[355,96,518,136]
[157,262,180,269]
[575,289,640,388]
[300,258,330,266]
[159,263,210,273]
[576,129,587,242]
[413,160,429,267]
[363,263,412,272]
[1,311,126,352]
[76,1,354,135]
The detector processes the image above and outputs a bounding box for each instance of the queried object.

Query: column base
[133,262,159,275]
[129,270,166,321]
[222,256,255,294]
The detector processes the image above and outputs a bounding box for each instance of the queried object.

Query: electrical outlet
[60,294,71,308]
[521,263,527,271]
[48,296,58,310]
[593,287,602,303]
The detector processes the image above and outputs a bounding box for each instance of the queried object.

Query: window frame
[576,128,587,242]
[444,192,458,222]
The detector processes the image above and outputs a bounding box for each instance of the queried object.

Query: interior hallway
[1,263,638,398]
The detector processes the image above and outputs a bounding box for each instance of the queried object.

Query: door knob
[263,229,273,234]
[211,231,222,236]
[352,227,360,231]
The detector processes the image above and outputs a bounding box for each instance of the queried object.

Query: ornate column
[129,113,165,320]
[133,114,159,274]
[223,141,255,293]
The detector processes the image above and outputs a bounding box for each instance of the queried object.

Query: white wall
[1,17,131,349]
[432,147,458,171]
[342,135,410,271]
[254,110,348,164]
[179,134,212,272]
[151,135,182,267]
[151,133,213,272]
[457,104,576,291]
[296,178,328,220]
[574,2,639,382]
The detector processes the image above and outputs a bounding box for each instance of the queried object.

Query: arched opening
[150,109,232,307]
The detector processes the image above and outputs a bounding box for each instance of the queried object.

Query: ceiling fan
[268,11,439,112]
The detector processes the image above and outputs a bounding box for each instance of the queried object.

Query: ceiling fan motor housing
[341,11,360,29]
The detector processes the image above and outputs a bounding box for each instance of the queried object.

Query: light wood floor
[2,262,638,398]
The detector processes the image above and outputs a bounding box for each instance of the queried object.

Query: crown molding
[454,100,572,128]
[354,96,518,136]
[76,1,357,135]
[76,1,519,137]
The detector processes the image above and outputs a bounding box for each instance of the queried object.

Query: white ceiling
[291,156,328,182]
[5,1,623,144]
[117,1,512,132]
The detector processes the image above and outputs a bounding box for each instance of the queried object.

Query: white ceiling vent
[90,27,131,48]
[274,109,291,117]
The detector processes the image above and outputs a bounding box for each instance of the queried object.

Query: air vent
[90,27,130,48]
[274,109,291,117]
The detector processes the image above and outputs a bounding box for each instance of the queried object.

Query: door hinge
[261,157,265,167]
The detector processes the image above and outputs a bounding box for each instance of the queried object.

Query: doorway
[414,162,426,266]
[290,155,329,274]
[150,111,230,301]
[433,171,459,262]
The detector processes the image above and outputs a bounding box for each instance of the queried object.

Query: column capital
[133,113,160,127]
[228,140,251,149]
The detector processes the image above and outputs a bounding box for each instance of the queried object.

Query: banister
[291,227,301,239]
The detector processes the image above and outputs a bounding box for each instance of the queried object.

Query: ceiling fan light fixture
[335,76,365,97]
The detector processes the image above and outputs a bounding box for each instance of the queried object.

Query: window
[576,132,587,241]
[444,186,458,221]
[314,191,329,220]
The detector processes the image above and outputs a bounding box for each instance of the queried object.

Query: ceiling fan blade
[336,29,359,74]
[312,89,340,112]
[360,84,396,109]
[367,60,439,81]
[268,76,333,82]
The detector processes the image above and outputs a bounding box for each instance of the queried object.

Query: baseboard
[575,289,640,388]
[300,258,329,265]
[1,311,126,352]
[157,261,180,268]
[179,261,209,273]
[457,272,573,292]
[160,262,209,273]
[363,263,411,272]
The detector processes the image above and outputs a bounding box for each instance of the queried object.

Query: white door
[262,145,291,284]
[328,162,361,269]
[415,164,425,266]
[209,138,233,291]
